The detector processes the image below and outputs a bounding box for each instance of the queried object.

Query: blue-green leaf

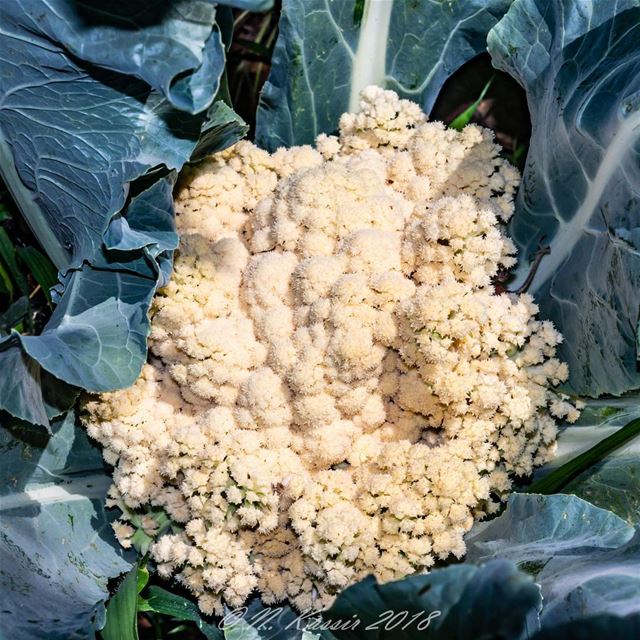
[0,37,201,271]
[465,493,640,625]
[0,412,132,640]
[29,0,226,115]
[0,178,177,426]
[538,530,640,625]
[0,1,249,426]
[533,397,640,525]
[191,101,250,163]
[255,0,511,150]
[487,0,640,396]
[323,559,541,639]
[531,613,640,640]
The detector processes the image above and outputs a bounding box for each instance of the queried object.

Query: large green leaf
[487,0,640,396]
[0,411,132,639]
[465,494,640,626]
[0,1,252,427]
[322,559,541,640]
[255,0,511,150]
[531,613,640,640]
[537,530,640,625]
[0,178,178,427]
[533,397,640,524]
[564,455,640,526]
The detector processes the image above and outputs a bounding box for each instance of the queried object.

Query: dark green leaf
[139,587,222,640]
[488,0,640,395]
[102,564,144,640]
[256,0,511,150]
[0,253,12,297]
[323,559,541,639]
[0,226,27,295]
[0,295,29,334]
[0,411,132,639]
[0,201,10,222]
[17,246,58,302]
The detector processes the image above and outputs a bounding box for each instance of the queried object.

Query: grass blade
[449,76,494,131]
[0,257,12,297]
[0,226,28,295]
[17,246,58,302]
[101,563,148,640]
[0,295,29,334]
[526,418,640,495]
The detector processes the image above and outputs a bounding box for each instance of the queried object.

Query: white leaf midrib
[348,0,394,112]
[0,474,110,511]
[530,107,640,292]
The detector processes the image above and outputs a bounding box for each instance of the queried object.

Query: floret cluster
[83,87,578,614]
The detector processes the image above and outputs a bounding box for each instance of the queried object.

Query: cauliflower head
[83,86,578,614]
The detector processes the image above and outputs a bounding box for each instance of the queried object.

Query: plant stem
[526,417,640,494]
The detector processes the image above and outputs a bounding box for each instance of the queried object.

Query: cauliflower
[83,86,577,614]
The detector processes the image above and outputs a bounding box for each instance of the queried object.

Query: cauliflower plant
[83,87,578,614]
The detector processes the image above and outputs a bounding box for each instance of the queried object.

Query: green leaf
[255,0,511,150]
[138,586,222,640]
[0,295,29,334]
[0,252,13,297]
[0,226,27,295]
[323,559,541,639]
[102,564,145,640]
[0,201,10,222]
[16,246,58,302]
[465,493,640,626]
[448,77,494,131]
[564,455,640,526]
[0,0,250,429]
[488,0,640,395]
[0,411,132,639]
[137,564,150,595]
[535,396,640,525]
[526,418,640,495]
[531,613,640,639]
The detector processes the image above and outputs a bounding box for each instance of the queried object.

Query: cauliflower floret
[82,86,577,614]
